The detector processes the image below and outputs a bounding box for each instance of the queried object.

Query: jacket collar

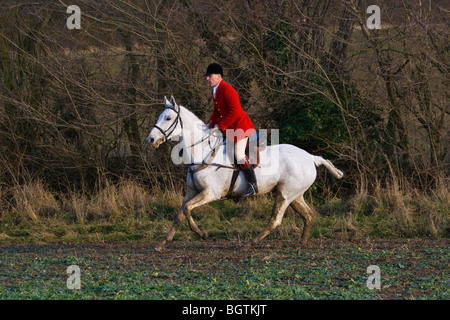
[213,80,225,100]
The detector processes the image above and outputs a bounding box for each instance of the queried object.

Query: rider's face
[206,74,222,87]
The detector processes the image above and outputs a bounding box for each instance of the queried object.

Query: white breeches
[235,137,248,163]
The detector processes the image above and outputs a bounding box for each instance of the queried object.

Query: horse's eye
[166,117,171,121]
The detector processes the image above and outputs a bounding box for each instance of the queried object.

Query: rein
[188,148,236,175]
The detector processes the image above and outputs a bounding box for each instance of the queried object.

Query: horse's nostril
[146,137,154,145]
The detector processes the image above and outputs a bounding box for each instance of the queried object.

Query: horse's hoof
[152,242,165,253]
[201,231,208,240]
[239,242,254,251]
[296,240,309,249]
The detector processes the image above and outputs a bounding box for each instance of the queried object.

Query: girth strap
[226,169,240,198]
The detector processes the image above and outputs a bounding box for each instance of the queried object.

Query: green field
[1,186,448,300]
[0,239,448,300]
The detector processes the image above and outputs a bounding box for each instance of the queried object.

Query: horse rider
[205,62,258,198]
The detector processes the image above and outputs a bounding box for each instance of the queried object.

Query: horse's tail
[313,156,344,179]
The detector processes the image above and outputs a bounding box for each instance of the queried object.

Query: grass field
[0,182,448,300]
[0,239,448,300]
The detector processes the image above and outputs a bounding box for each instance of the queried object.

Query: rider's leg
[235,137,248,165]
[236,138,258,198]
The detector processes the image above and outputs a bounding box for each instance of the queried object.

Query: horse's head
[146,96,183,148]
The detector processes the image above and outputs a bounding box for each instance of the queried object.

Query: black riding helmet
[204,62,223,76]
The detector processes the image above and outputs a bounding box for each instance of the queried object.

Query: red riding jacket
[207,80,255,142]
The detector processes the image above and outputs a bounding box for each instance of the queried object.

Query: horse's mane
[179,105,207,128]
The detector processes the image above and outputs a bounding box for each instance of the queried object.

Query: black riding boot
[242,166,258,198]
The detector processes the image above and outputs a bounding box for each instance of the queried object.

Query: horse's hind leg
[242,192,289,250]
[290,195,315,246]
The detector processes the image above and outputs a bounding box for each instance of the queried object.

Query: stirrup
[242,183,258,198]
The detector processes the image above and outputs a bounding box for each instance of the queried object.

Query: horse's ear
[170,95,179,111]
[164,96,171,107]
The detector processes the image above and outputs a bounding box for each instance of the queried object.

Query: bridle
[150,105,183,144]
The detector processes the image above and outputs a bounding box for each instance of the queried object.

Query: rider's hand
[211,125,224,139]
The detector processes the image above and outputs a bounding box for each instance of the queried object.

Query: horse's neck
[179,106,211,163]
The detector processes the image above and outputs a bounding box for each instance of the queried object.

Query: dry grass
[335,181,450,238]
[11,181,60,221]
[61,180,181,223]
[0,179,448,244]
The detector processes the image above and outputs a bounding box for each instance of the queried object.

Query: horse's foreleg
[152,208,186,252]
[153,188,196,252]
[242,192,289,250]
[184,188,215,240]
